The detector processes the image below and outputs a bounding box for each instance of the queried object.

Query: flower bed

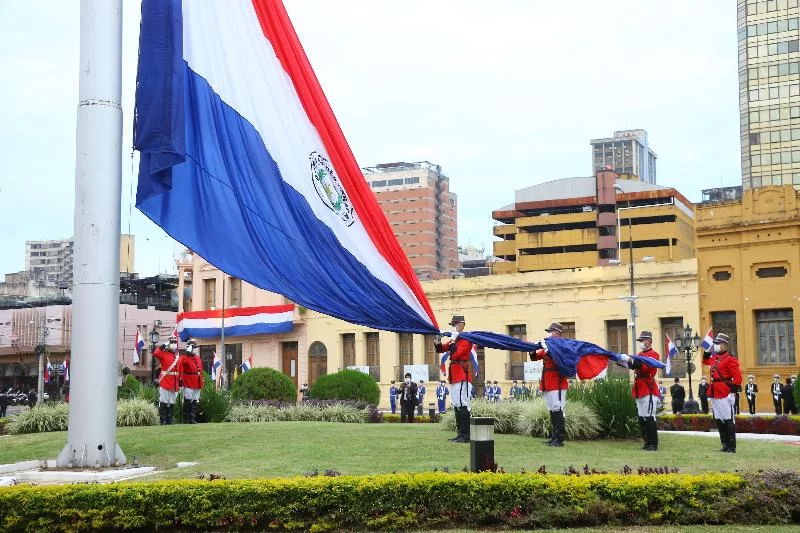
[1,470,799,531]
[658,414,800,435]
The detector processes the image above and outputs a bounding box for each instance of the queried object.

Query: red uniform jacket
[530,349,568,391]
[179,353,204,390]
[153,347,180,391]
[439,337,474,384]
[703,351,742,399]
[632,348,660,398]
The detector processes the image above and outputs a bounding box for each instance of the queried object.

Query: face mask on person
[405,378,411,384]
[168,342,177,352]
[712,344,720,353]
[639,343,648,352]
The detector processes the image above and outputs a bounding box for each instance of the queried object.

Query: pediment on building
[751,188,784,216]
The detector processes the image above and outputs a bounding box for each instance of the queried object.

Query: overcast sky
[0,1,740,277]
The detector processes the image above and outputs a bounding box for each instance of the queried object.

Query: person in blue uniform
[492,380,501,402]
[389,380,398,415]
[509,380,520,400]
[417,380,426,416]
[436,380,449,414]
[483,381,492,400]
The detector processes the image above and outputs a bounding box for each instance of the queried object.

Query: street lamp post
[674,324,702,414]
[149,325,160,385]
[31,315,49,405]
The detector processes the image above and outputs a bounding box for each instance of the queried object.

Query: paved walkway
[661,430,800,442]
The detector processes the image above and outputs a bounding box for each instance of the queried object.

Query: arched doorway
[308,341,328,386]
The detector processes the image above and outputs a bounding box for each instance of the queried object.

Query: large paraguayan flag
[133,0,437,335]
[454,332,665,380]
[177,305,294,341]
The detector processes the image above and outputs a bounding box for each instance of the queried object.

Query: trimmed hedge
[309,369,380,405]
[229,368,296,403]
[3,471,800,531]
[658,414,800,435]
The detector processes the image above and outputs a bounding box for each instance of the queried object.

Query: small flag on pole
[133,329,145,365]
[241,356,253,373]
[63,357,69,382]
[701,328,714,352]
[211,352,223,388]
[171,323,180,353]
[665,334,678,376]
[45,359,52,384]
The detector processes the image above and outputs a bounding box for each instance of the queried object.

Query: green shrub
[198,372,231,423]
[117,374,142,400]
[279,403,324,422]
[309,369,380,405]
[319,404,368,423]
[116,398,158,427]
[569,378,638,438]
[0,417,10,435]
[8,403,69,434]
[383,414,438,423]
[440,399,601,440]
[514,398,601,440]
[137,384,159,406]
[226,404,282,423]
[4,470,794,532]
[229,368,296,402]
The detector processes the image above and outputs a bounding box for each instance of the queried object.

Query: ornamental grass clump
[8,403,69,434]
[569,377,638,438]
[225,404,281,423]
[514,398,601,440]
[116,398,159,427]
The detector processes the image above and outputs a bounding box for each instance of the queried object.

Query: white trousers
[183,387,201,401]
[712,394,736,421]
[450,381,473,409]
[159,388,177,405]
[636,396,658,418]
[544,390,567,412]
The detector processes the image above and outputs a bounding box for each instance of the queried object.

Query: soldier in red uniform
[179,339,203,424]
[619,331,661,451]
[529,322,570,447]
[153,335,180,425]
[434,315,474,443]
[703,333,742,453]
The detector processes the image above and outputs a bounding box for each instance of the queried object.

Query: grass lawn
[1,422,798,480]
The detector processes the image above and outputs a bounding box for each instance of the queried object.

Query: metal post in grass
[469,417,495,472]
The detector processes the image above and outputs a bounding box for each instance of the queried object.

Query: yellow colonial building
[304,259,701,409]
[696,185,800,412]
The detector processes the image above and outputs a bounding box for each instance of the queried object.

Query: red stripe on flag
[576,354,609,380]
[250,0,438,331]
[177,304,295,322]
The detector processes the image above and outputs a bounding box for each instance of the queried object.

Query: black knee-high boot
[638,416,648,449]
[165,403,174,425]
[548,410,565,447]
[183,400,192,424]
[725,420,736,453]
[645,417,658,451]
[190,400,199,424]
[716,419,727,451]
[158,402,167,425]
[543,411,557,444]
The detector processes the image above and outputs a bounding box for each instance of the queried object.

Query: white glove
[618,353,631,363]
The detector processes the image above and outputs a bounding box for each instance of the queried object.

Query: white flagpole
[57,0,125,468]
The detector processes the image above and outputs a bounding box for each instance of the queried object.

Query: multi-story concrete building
[363,161,458,279]
[303,259,700,409]
[738,0,800,191]
[492,171,695,274]
[590,129,657,184]
[696,184,800,412]
[23,234,136,288]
